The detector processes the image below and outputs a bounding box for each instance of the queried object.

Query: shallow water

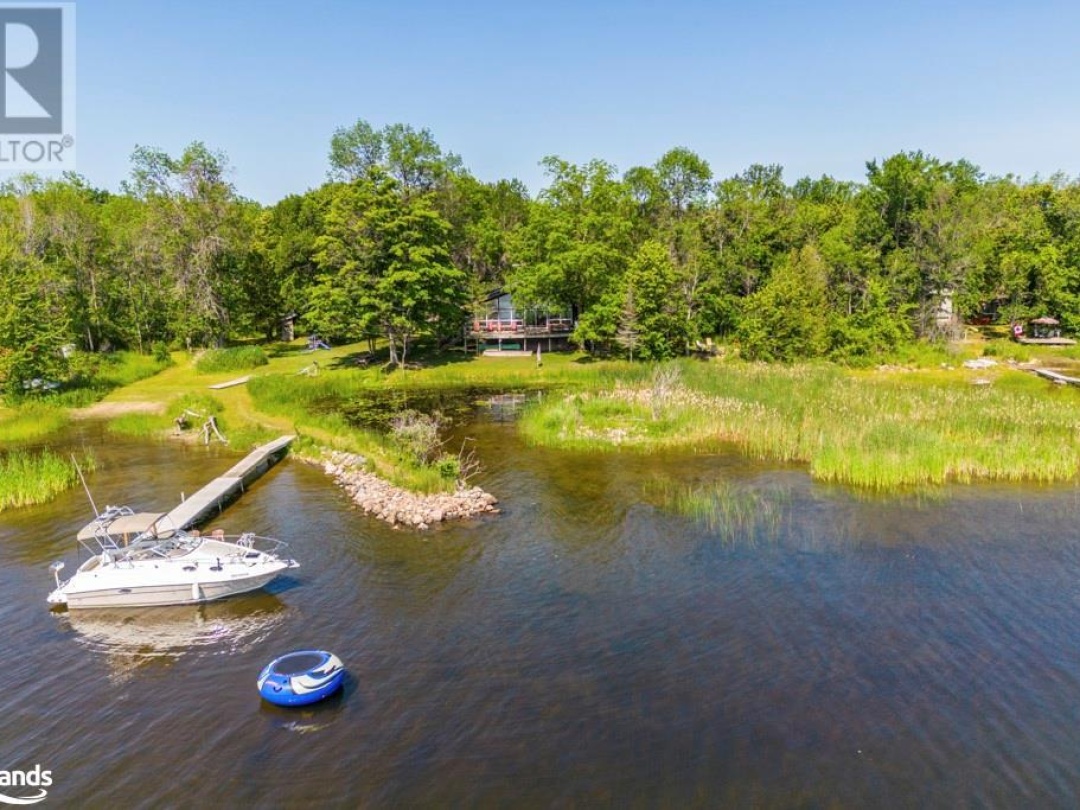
[3,415,1080,806]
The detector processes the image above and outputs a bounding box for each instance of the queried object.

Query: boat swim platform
[164,435,294,530]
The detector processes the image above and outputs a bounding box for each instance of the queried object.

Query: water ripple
[3,428,1080,805]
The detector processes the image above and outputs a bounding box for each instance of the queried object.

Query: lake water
[3,411,1080,807]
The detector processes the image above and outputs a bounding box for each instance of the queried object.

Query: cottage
[465,290,575,354]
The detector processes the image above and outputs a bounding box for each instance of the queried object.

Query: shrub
[737,247,830,362]
[433,454,461,480]
[167,392,224,420]
[389,409,443,465]
[194,346,269,374]
[982,340,1032,362]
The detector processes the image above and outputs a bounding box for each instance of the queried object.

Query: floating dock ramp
[164,435,294,530]
[1031,368,1080,386]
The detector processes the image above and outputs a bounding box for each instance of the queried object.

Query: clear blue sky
[68,0,1080,202]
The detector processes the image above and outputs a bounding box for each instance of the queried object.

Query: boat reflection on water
[58,592,288,681]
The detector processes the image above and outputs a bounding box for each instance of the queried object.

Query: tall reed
[644,478,788,542]
[521,359,1080,490]
[0,449,96,511]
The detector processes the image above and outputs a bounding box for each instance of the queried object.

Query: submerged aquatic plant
[644,478,788,542]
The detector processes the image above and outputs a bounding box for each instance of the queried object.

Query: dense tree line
[2,119,1080,392]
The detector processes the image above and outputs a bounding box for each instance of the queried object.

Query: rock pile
[317,451,498,530]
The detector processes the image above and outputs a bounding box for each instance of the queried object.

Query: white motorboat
[48,506,299,609]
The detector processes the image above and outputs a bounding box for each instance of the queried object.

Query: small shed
[1015,316,1076,346]
[1029,316,1061,339]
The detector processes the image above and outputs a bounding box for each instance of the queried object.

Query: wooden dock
[1031,368,1080,386]
[164,435,294,530]
[1017,337,1077,346]
[208,375,252,390]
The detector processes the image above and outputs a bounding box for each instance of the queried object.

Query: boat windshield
[118,534,203,561]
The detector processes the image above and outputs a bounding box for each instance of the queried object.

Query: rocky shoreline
[315,451,499,529]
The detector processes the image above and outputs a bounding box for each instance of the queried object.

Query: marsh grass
[0,449,96,510]
[78,339,1080,495]
[0,403,69,443]
[223,423,278,450]
[106,412,168,438]
[881,341,966,368]
[644,478,788,541]
[522,360,1080,490]
[982,340,1034,363]
[247,374,458,492]
[246,362,579,492]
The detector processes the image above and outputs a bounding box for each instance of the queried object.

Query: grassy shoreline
[0,449,96,511]
[3,336,1080,502]
[520,359,1080,489]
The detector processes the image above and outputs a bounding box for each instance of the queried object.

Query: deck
[465,319,575,353]
[1017,337,1077,346]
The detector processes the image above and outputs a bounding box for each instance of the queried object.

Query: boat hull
[48,525,298,610]
[57,570,284,609]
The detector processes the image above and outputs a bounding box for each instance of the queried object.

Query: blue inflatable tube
[258,650,345,706]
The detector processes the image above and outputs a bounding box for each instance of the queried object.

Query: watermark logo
[0,765,52,805]
[0,2,74,169]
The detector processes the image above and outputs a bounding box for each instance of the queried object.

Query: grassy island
[519,358,1080,489]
